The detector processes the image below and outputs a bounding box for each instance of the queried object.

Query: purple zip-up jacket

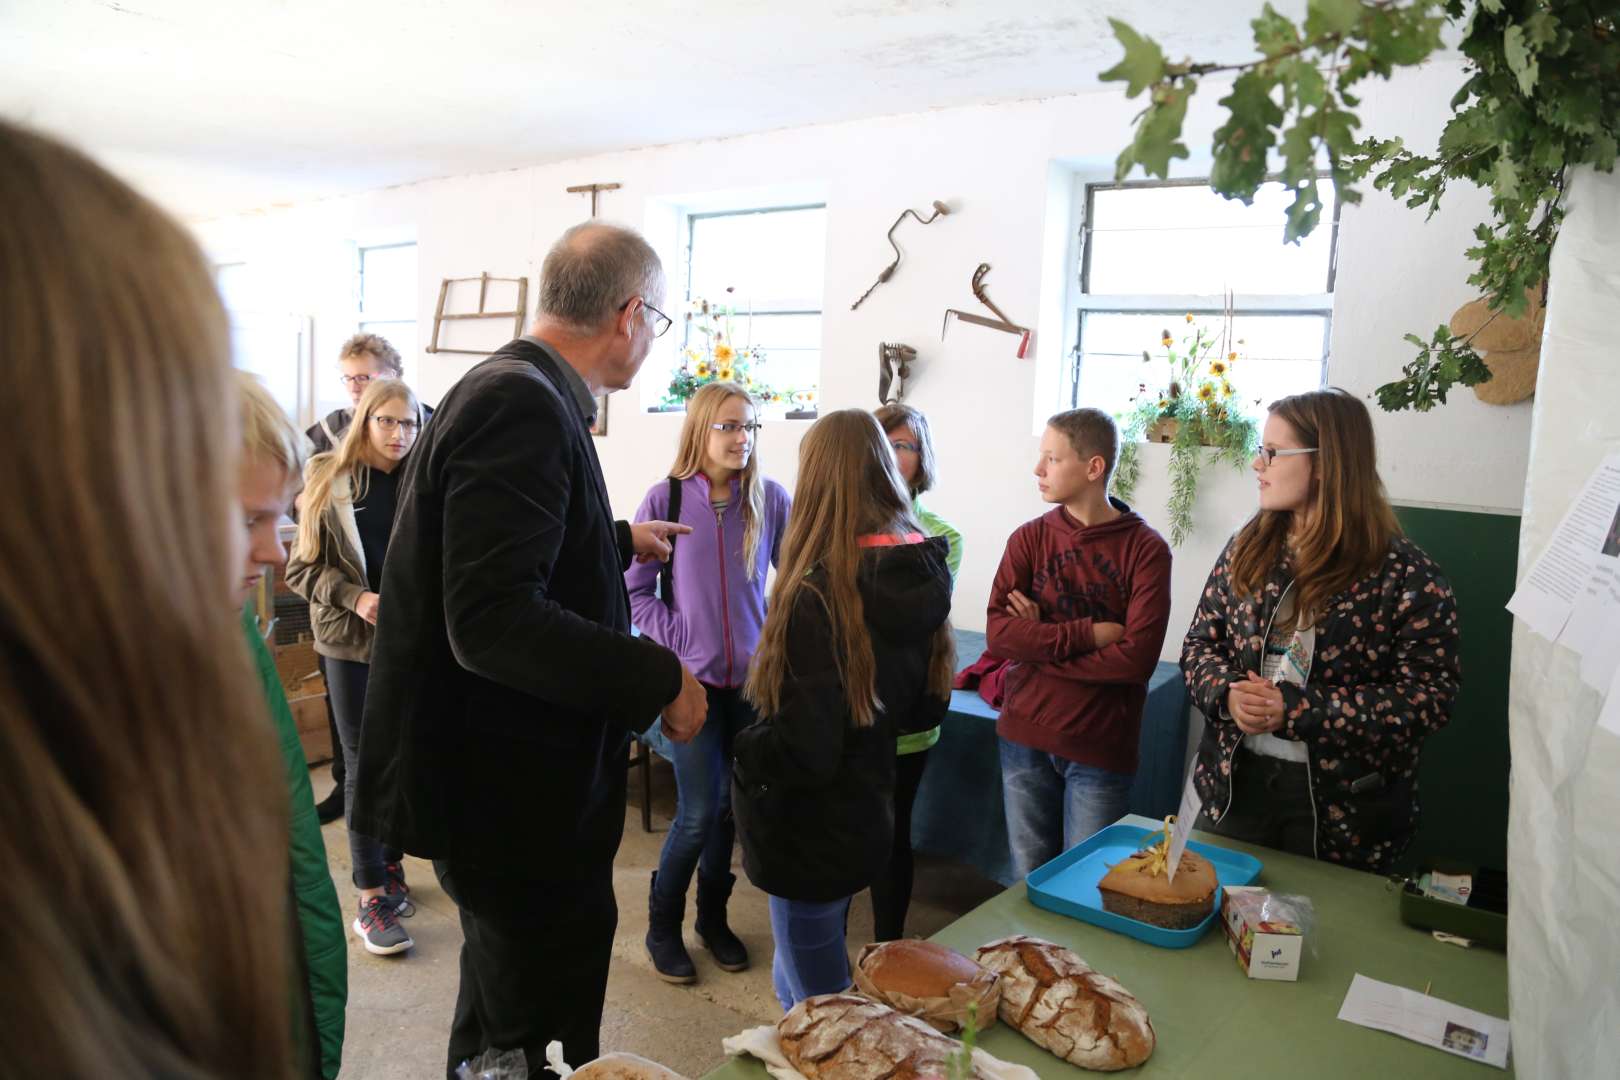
[626,473,792,689]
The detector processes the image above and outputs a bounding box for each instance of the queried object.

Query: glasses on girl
[372,416,421,435]
[711,421,762,435]
[1257,446,1318,467]
[889,440,919,455]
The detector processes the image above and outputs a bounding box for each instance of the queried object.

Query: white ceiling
[2,0,1302,218]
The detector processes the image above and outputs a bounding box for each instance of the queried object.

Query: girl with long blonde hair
[287,377,423,956]
[0,121,295,1076]
[626,381,792,983]
[732,409,954,1010]
[1182,388,1460,872]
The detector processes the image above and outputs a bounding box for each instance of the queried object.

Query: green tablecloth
[700,814,1512,1079]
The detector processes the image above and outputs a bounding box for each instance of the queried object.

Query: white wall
[191,60,1529,654]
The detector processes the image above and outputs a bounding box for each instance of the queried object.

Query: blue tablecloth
[639,627,1190,887]
[912,629,1189,885]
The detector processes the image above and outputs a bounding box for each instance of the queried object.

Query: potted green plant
[1113,314,1258,547]
[655,290,784,411]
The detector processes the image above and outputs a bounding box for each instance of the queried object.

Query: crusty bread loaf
[1096,848,1218,930]
[852,940,1000,1034]
[778,993,994,1080]
[567,1052,688,1079]
[973,936,1154,1071]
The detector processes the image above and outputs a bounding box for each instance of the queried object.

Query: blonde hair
[745,409,954,729]
[0,121,294,1077]
[236,371,305,481]
[671,382,765,579]
[1229,388,1400,624]
[295,377,420,563]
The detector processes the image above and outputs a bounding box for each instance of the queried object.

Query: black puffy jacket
[733,537,952,902]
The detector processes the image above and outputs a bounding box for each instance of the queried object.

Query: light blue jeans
[999,737,1134,880]
[767,895,852,1012]
[652,687,753,903]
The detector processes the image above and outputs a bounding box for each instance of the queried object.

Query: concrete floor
[315,756,1002,1079]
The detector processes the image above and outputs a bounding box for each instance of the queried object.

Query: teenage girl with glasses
[1182,388,1461,873]
[287,378,424,954]
[626,381,791,984]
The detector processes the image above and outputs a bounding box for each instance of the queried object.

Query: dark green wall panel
[1395,505,1518,875]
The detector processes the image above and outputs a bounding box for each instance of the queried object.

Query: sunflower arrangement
[660,292,780,407]
[1113,312,1259,547]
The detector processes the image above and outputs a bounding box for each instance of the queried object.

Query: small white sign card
[1165,775,1204,883]
[1337,973,1510,1070]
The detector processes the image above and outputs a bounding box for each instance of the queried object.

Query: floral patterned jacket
[1182,534,1460,874]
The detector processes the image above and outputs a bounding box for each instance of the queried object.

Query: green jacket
[896,498,963,756]
[245,608,347,1078]
[913,497,963,582]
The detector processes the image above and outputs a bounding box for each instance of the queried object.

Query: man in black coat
[352,222,707,1078]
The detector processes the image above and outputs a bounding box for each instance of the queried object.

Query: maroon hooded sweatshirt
[986,500,1172,773]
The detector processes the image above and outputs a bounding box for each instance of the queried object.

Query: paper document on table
[1600,665,1620,739]
[1558,500,1620,690]
[1165,776,1203,883]
[1507,453,1620,640]
[1337,973,1510,1069]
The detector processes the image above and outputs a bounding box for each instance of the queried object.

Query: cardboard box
[1222,886,1304,981]
[290,693,333,766]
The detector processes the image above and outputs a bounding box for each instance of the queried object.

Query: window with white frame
[217,261,313,427]
[357,242,418,384]
[1070,180,1337,417]
[653,204,825,415]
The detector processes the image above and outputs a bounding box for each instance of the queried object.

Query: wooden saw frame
[424,273,529,355]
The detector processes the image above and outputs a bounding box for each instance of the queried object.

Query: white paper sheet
[1560,535,1620,691]
[1166,777,1203,883]
[1507,453,1620,639]
[1599,664,1620,739]
[1337,973,1510,1069]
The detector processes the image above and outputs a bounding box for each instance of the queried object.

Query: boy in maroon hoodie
[987,408,1172,878]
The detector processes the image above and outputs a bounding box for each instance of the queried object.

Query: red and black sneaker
[384,862,413,917]
[353,895,413,956]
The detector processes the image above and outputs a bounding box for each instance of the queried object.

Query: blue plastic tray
[1024,823,1263,948]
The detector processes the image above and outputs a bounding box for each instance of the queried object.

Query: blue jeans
[999,737,1133,880]
[652,686,754,902]
[768,895,853,1011]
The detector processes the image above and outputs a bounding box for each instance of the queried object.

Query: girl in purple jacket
[627,382,792,984]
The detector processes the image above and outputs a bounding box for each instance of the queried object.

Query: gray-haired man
[352,223,707,1077]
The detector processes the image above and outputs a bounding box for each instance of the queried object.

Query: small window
[1070,181,1337,416]
[653,205,825,416]
[357,242,418,383]
[217,261,310,426]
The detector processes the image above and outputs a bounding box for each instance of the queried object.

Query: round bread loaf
[973,935,1154,1071]
[778,994,997,1080]
[858,941,987,998]
[852,941,1000,1034]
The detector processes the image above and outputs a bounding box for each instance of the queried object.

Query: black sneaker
[353,896,413,956]
[314,786,344,824]
[384,861,414,917]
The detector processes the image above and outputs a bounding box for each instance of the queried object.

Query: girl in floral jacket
[1181,388,1460,874]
